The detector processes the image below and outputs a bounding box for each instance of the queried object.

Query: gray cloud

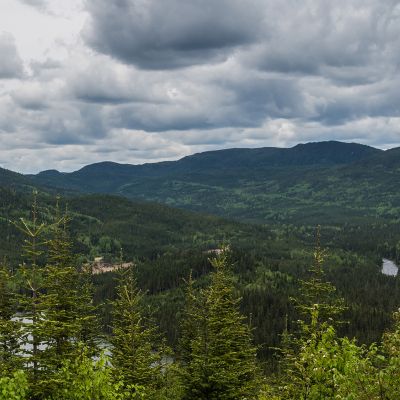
[1,0,400,173]
[18,0,47,8]
[246,1,400,80]
[0,33,24,79]
[84,0,263,69]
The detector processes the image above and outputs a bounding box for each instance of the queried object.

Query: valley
[1,141,400,397]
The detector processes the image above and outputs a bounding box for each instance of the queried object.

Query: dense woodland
[1,141,400,398]
[1,198,400,399]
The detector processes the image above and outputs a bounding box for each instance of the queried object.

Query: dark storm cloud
[81,0,400,131]
[0,33,24,78]
[84,0,263,69]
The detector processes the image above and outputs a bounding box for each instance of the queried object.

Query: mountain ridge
[34,141,382,177]
[5,140,400,225]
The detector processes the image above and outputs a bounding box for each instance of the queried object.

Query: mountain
[2,142,400,361]
[32,141,381,191]
[28,141,396,224]
[0,166,34,189]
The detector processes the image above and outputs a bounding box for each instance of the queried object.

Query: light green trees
[49,351,142,400]
[337,309,400,399]
[0,370,28,400]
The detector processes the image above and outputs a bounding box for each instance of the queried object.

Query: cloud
[1,0,400,173]
[0,33,24,79]
[18,0,47,9]
[84,0,263,69]
[244,1,400,83]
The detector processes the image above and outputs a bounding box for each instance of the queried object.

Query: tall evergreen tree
[12,196,100,398]
[12,191,46,387]
[295,226,345,332]
[180,248,260,400]
[178,271,196,366]
[33,200,100,397]
[110,263,166,397]
[275,227,347,399]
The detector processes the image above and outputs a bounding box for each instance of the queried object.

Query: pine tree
[295,226,345,333]
[178,270,196,366]
[33,200,100,397]
[180,247,260,400]
[12,195,100,398]
[47,200,99,352]
[275,226,348,399]
[12,191,46,387]
[110,263,166,397]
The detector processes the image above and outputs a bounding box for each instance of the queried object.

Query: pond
[382,258,399,277]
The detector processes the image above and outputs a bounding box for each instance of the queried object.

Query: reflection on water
[382,258,399,277]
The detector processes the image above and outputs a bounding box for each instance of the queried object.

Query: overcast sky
[1,0,400,173]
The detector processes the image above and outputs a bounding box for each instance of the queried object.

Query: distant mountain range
[31,141,381,191]
[1,140,400,225]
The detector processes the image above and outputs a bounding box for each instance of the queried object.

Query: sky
[1,0,400,173]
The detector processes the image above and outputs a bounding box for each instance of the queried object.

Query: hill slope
[33,141,380,191]
[29,141,394,224]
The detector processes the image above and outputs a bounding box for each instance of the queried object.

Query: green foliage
[379,309,400,397]
[179,248,261,400]
[0,370,28,400]
[110,265,167,397]
[5,158,400,398]
[48,350,143,400]
[29,141,400,227]
[0,264,22,376]
[12,191,47,388]
[277,313,366,399]
[294,227,346,332]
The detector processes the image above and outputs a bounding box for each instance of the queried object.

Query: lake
[382,258,399,277]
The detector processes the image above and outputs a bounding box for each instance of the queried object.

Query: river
[382,258,399,277]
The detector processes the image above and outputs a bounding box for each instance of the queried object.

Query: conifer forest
[2,145,400,400]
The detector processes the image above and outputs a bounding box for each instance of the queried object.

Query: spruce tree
[276,226,347,399]
[34,200,100,397]
[178,271,196,366]
[110,263,166,397]
[180,248,260,400]
[12,191,46,387]
[12,195,100,398]
[295,226,345,332]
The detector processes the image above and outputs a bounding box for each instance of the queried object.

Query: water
[382,258,399,277]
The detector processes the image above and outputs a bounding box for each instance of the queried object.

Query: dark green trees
[180,248,260,400]
[276,227,349,399]
[11,196,100,398]
[295,226,345,331]
[0,264,22,376]
[110,264,166,397]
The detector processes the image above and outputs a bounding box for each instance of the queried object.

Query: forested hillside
[1,215,400,399]
[29,141,400,224]
[2,142,400,398]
